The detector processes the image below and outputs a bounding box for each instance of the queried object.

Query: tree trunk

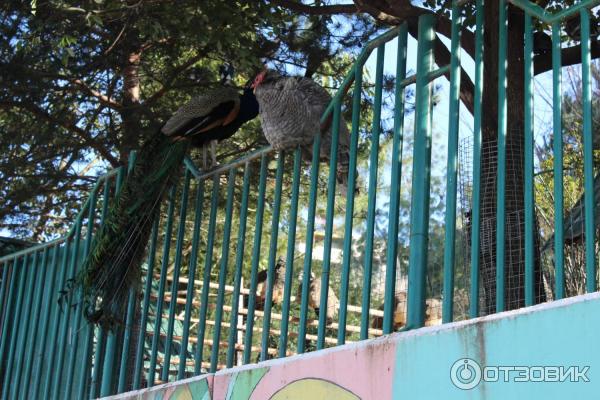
[479,3,546,314]
[120,37,142,163]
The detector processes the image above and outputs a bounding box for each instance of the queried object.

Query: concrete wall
[107,293,600,399]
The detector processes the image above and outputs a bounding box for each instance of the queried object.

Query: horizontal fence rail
[0,1,599,398]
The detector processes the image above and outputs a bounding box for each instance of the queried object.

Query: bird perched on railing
[252,68,354,194]
[73,66,259,328]
[297,271,339,326]
[162,64,258,167]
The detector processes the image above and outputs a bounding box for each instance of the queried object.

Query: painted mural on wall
[113,337,397,400]
[108,294,600,400]
[111,374,213,400]
[211,338,396,400]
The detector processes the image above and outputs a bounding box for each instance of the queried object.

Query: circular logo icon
[450,358,482,390]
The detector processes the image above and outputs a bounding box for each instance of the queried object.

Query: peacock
[251,68,354,193]
[75,69,259,328]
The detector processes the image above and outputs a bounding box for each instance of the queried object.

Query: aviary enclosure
[0,0,598,399]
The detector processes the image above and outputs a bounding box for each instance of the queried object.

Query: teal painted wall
[107,293,600,400]
[393,294,599,399]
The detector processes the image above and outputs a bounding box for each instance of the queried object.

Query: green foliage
[535,62,600,296]
[0,1,379,239]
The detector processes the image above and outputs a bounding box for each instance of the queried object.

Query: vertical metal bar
[116,151,140,392]
[407,14,436,329]
[243,155,268,363]
[194,175,220,373]
[132,217,160,389]
[1,254,29,400]
[77,182,104,399]
[226,163,251,368]
[260,153,285,360]
[442,1,462,323]
[552,21,564,300]
[31,245,59,398]
[226,163,251,367]
[470,0,485,319]
[297,133,322,353]
[211,168,237,371]
[581,9,596,293]
[0,256,18,376]
[51,221,82,400]
[361,44,385,339]
[383,24,408,335]
[0,261,8,326]
[147,185,177,387]
[100,166,126,396]
[20,247,49,395]
[317,101,341,349]
[278,149,301,355]
[0,260,9,372]
[177,180,205,379]
[64,187,99,396]
[29,251,53,396]
[495,0,508,313]
[89,178,113,398]
[338,67,362,344]
[90,334,106,398]
[524,13,535,307]
[40,240,70,397]
[161,171,192,382]
[0,260,8,381]
[3,253,32,398]
[116,290,136,392]
[11,251,39,400]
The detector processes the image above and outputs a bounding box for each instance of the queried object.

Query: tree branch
[534,39,600,75]
[70,78,122,109]
[144,52,205,106]
[11,66,123,110]
[354,0,475,57]
[0,101,120,167]
[268,0,359,15]
[405,19,475,115]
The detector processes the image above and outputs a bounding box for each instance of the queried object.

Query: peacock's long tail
[76,131,189,329]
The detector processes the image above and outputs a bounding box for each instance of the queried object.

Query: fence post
[101,154,135,396]
[406,14,436,329]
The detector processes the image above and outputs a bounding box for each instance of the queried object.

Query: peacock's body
[252,69,352,191]
[78,84,258,328]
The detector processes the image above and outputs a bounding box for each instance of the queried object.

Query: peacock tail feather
[74,130,189,329]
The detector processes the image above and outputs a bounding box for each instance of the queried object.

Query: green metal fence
[0,1,598,398]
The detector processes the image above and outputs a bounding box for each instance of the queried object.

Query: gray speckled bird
[252,69,353,193]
